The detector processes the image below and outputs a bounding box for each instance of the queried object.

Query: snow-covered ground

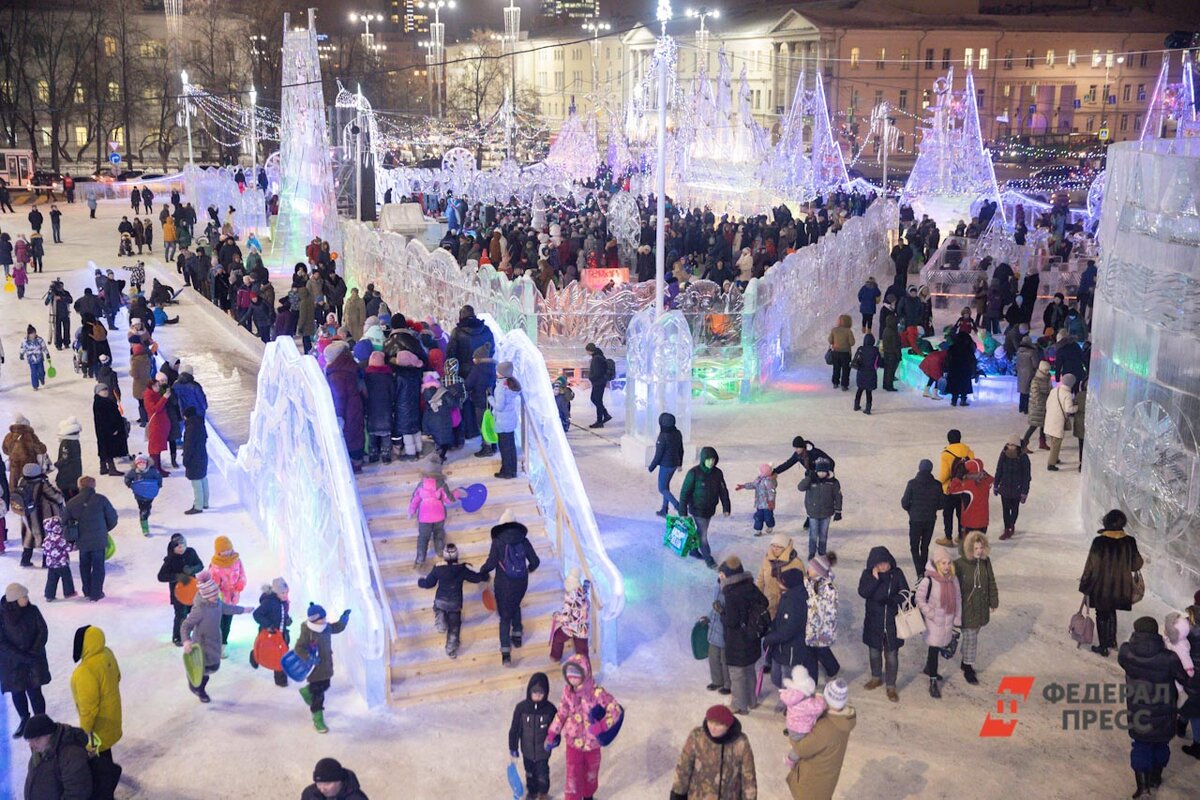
[0,198,1193,799]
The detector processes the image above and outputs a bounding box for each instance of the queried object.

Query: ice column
[621,307,693,466]
[1082,138,1200,608]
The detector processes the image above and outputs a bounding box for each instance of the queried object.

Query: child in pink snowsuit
[408,471,453,569]
[546,654,622,800]
[779,664,826,765]
[1164,611,1195,680]
[735,463,778,537]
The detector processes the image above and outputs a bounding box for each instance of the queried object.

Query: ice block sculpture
[182,164,269,243]
[624,307,694,445]
[1082,137,1200,608]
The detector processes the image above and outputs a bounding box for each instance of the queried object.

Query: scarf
[210,549,240,569]
[929,569,958,616]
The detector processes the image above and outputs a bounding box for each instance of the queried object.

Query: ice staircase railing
[482,314,626,672]
[211,336,393,707]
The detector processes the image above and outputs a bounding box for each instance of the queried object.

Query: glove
[339,609,352,624]
[510,751,519,759]
[834,512,842,521]
[588,704,607,723]
[543,737,559,753]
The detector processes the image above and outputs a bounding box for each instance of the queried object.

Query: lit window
[979,48,988,70]
[103,37,117,57]
[1086,115,1094,132]
[850,47,860,69]
[877,47,885,70]
[108,82,120,101]
[964,48,973,68]
[1105,50,1114,68]
[1003,84,1011,98]
[900,49,910,70]
[1092,49,1102,67]
[1068,49,1077,67]
[874,89,883,106]
[37,80,49,103]
[75,126,89,147]
[74,85,84,103]
[1045,49,1055,67]
[112,126,124,143]
[898,89,908,110]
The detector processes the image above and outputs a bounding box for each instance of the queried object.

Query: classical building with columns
[444,1,1195,147]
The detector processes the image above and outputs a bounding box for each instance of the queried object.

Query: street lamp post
[582,21,611,88]
[654,1,673,320]
[248,86,258,167]
[180,69,194,165]
[421,1,456,117]
[503,0,522,156]
[349,12,385,53]
[684,6,719,55]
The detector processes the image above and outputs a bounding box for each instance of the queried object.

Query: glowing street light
[349,11,386,52]
[685,6,719,52]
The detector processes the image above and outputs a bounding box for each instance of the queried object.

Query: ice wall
[1082,137,1200,607]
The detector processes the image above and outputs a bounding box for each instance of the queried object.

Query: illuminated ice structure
[1082,137,1200,608]
[621,308,693,465]
[902,68,1003,231]
[273,10,341,271]
[759,67,850,201]
[182,164,269,242]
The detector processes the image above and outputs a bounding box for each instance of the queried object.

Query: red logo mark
[979,676,1036,737]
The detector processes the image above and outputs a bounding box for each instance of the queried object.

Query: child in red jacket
[947,458,994,539]
[919,343,949,400]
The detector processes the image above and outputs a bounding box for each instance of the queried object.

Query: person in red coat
[919,343,949,399]
[947,458,993,539]
[143,376,173,476]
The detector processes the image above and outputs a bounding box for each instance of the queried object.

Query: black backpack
[605,358,617,382]
[20,480,41,516]
[751,594,772,640]
[499,542,529,579]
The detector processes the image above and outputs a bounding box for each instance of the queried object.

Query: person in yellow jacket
[936,429,974,546]
[70,625,123,799]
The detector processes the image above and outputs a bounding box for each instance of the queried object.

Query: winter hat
[759,463,773,477]
[43,517,62,537]
[563,660,588,682]
[780,568,806,589]
[394,350,422,368]
[326,312,338,325]
[823,678,850,711]
[58,417,82,437]
[1133,617,1159,635]
[195,571,219,603]
[352,339,374,363]
[1006,435,1023,447]
[814,457,833,473]
[22,462,42,478]
[367,350,386,368]
[929,544,954,565]
[782,665,816,696]
[498,508,517,525]
[5,583,29,603]
[21,714,56,740]
[718,556,744,577]
[168,533,187,550]
[324,340,349,364]
[271,577,289,596]
[809,552,835,579]
[1037,360,1051,373]
[13,413,30,427]
[155,372,168,384]
[770,532,790,550]
[472,344,491,361]
[497,361,514,378]
[791,436,807,448]
[307,603,327,622]
[1061,374,1078,389]
[179,363,194,375]
[564,567,581,593]
[134,453,150,467]
[422,371,441,388]
[312,758,347,783]
[918,459,933,474]
[704,704,735,727]
[443,543,459,563]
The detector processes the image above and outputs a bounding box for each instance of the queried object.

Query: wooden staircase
[355,450,565,705]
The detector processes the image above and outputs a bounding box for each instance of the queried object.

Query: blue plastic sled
[506,761,524,799]
[460,483,488,513]
[281,650,316,682]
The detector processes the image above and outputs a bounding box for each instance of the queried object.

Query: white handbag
[894,588,927,640]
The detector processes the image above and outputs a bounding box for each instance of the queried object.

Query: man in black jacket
[48,280,73,350]
[763,568,810,693]
[22,714,93,800]
[773,436,834,530]
[61,476,119,602]
[447,305,495,439]
[900,459,944,574]
[680,446,731,569]
[584,342,612,428]
[1118,617,1190,797]
[648,412,684,516]
[719,557,768,715]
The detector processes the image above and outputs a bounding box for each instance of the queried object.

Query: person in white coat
[1043,373,1078,471]
[916,544,962,699]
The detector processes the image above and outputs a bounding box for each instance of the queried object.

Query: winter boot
[1182,743,1200,759]
[299,684,313,706]
[275,671,289,688]
[863,678,883,691]
[13,717,28,739]
[1090,644,1110,657]
[1038,433,1050,450]
[511,631,523,649]
[1131,771,1152,798]
[930,387,942,400]
[140,518,150,536]
[929,677,942,698]
[999,527,1014,541]
[501,651,513,667]
[1148,767,1162,789]
[446,631,460,659]
[962,664,979,685]
[312,711,328,734]
[221,644,228,660]
[886,687,899,702]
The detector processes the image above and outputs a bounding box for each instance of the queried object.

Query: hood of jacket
[1126,630,1167,659]
[491,520,529,544]
[865,546,896,571]
[73,625,105,662]
[561,652,596,695]
[526,671,550,702]
[698,446,719,471]
[960,530,990,560]
[456,316,486,335]
[658,412,676,429]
